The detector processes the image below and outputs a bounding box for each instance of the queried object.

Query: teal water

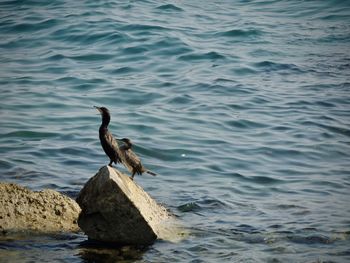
[1,0,350,262]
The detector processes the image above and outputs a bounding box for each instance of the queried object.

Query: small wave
[106,66,137,75]
[167,94,193,105]
[297,119,350,138]
[228,172,285,185]
[318,123,350,138]
[153,45,192,57]
[177,198,229,213]
[197,199,230,210]
[177,202,201,213]
[10,18,59,33]
[232,67,257,75]
[276,204,306,210]
[122,46,148,54]
[225,119,268,129]
[147,38,193,56]
[3,167,53,182]
[0,160,13,170]
[121,24,168,32]
[156,4,183,12]
[51,28,118,44]
[68,53,111,62]
[288,234,333,244]
[57,146,87,156]
[218,28,262,38]
[316,33,350,43]
[46,54,66,61]
[1,130,58,139]
[72,83,101,91]
[320,13,350,21]
[248,175,284,185]
[178,51,226,61]
[235,224,261,234]
[55,76,82,83]
[104,32,130,44]
[253,60,303,73]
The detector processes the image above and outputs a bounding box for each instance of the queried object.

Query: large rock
[0,182,81,234]
[76,166,174,245]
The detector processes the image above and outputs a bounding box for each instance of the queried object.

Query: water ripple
[217,28,263,38]
[0,0,349,262]
[156,4,183,12]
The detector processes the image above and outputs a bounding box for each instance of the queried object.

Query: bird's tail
[146,170,157,176]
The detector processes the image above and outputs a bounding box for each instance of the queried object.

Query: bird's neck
[99,125,108,134]
[100,115,110,128]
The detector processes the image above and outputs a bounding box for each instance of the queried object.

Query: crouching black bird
[119,138,157,180]
[94,106,121,167]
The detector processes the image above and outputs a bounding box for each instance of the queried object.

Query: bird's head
[94,106,111,125]
[94,106,110,116]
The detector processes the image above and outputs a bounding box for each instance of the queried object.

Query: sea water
[0,0,349,262]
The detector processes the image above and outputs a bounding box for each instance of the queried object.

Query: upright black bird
[94,106,121,167]
[119,138,157,180]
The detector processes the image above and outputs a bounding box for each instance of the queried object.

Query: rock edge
[0,182,81,234]
[76,166,175,245]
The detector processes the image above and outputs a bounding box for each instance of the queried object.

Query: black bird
[119,138,157,180]
[94,106,122,167]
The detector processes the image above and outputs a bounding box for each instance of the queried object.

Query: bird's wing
[105,131,122,163]
[125,149,144,174]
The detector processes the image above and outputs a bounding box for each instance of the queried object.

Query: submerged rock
[0,182,81,234]
[76,166,174,245]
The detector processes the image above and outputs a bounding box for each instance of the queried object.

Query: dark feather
[119,138,157,178]
[95,106,122,166]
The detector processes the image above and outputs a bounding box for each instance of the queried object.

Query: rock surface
[0,182,81,234]
[76,166,174,245]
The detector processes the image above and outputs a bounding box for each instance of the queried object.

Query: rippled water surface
[1,0,350,262]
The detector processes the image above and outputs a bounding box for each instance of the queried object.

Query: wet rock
[0,182,81,234]
[76,166,173,245]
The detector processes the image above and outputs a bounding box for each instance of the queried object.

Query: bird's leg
[108,160,113,167]
[131,172,135,180]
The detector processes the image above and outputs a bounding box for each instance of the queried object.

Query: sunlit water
[1,0,350,262]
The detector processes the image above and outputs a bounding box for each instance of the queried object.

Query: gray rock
[76,166,173,245]
[0,182,81,234]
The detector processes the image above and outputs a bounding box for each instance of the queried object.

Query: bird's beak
[94,106,102,114]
